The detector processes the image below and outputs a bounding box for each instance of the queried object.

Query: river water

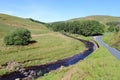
[0,35,95,80]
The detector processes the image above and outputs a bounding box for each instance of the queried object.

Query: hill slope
[69,15,120,50]
[0,14,50,38]
[103,32,120,51]
[0,14,86,76]
[69,15,120,24]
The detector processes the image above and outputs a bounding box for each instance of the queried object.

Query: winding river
[0,35,95,80]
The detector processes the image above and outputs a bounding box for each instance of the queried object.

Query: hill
[0,13,50,38]
[47,15,120,50]
[103,31,120,51]
[0,14,119,79]
[0,14,85,76]
[69,15,120,50]
[69,15,120,24]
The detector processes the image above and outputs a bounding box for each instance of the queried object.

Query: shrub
[4,28,31,45]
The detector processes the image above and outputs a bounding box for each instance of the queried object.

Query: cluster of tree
[27,18,46,25]
[47,20,105,36]
[106,21,120,32]
[4,28,31,45]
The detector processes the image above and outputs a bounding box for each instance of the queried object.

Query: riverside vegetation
[0,14,120,80]
[36,15,120,80]
[0,14,85,76]
[37,34,120,80]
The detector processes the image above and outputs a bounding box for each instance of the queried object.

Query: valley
[0,14,120,80]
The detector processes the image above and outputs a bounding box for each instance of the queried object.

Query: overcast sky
[0,0,120,22]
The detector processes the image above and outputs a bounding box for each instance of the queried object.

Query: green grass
[102,32,120,51]
[0,32,85,75]
[0,23,13,38]
[37,36,120,80]
[0,14,50,37]
[0,69,8,76]
[1,13,119,80]
[102,32,114,44]
[0,14,86,76]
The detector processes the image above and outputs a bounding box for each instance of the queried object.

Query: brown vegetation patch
[61,68,76,80]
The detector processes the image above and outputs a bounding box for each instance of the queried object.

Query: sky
[0,0,120,22]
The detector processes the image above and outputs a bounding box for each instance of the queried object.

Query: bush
[4,28,31,45]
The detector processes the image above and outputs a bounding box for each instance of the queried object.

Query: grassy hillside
[0,14,86,76]
[0,14,119,80]
[37,36,120,80]
[103,32,120,51]
[69,15,120,24]
[0,14,50,37]
[69,15,120,50]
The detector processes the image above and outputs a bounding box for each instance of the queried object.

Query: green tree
[106,21,120,32]
[48,20,105,36]
[4,28,31,45]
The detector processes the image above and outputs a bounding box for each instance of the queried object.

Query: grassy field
[0,14,86,76]
[0,32,85,75]
[37,36,120,80]
[102,32,120,51]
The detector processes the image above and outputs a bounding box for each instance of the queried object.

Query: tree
[79,20,105,36]
[48,20,105,36]
[115,24,120,32]
[106,21,120,32]
[4,28,31,45]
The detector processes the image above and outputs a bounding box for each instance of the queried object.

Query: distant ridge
[69,15,120,24]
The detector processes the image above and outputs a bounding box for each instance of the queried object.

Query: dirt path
[61,68,76,80]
